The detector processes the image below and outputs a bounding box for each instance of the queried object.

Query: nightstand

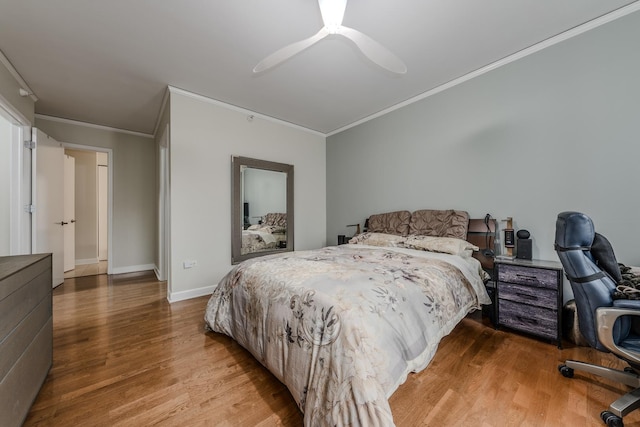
[495,258,564,347]
[337,235,352,245]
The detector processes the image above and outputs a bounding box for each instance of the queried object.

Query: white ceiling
[0,0,638,136]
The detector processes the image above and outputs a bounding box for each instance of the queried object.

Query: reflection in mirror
[231,156,294,264]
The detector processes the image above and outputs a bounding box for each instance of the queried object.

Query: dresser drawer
[498,282,557,308]
[0,254,52,427]
[497,264,559,289]
[498,299,557,340]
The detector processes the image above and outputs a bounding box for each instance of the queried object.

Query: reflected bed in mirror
[231,156,294,264]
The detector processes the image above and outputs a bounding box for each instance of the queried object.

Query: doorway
[0,103,30,257]
[63,147,110,278]
[0,112,12,256]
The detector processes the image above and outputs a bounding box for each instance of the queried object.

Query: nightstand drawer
[498,299,557,340]
[497,264,559,289]
[495,259,563,347]
[498,282,557,308]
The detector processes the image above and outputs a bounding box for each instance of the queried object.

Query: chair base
[564,359,640,418]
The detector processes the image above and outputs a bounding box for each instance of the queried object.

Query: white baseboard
[153,267,167,282]
[75,258,99,265]
[110,263,155,275]
[168,285,214,303]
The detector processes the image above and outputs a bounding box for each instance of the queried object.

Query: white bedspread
[244,229,277,244]
[205,244,490,426]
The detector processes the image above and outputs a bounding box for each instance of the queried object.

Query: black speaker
[516,238,532,260]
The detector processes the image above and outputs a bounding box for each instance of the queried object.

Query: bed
[205,209,494,426]
[241,212,287,254]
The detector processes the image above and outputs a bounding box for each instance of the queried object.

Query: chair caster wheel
[558,364,574,378]
[601,411,623,427]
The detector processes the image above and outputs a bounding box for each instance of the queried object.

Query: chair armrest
[596,306,640,364]
[613,299,640,310]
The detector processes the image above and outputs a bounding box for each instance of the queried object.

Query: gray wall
[327,11,640,269]
[35,117,157,274]
[168,89,326,301]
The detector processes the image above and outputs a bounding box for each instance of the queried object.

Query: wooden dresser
[0,254,53,427]
[495,258,563,347]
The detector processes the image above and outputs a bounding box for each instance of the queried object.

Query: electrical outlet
[183,260,197,269]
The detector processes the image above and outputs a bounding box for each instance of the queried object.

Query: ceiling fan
[253,0,407,74]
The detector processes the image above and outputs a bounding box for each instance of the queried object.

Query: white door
[33,128,64,287]
[63,154,75,272]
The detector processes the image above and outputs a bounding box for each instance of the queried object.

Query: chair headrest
[555,211,595,250]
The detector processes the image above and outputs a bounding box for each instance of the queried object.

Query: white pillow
[348,232,406,247]
[403,235,478,257]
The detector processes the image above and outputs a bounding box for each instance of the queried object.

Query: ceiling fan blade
[338,26,407,74]
[253,28,330,73]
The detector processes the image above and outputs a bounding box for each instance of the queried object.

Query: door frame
[63,154,75,272]
[0,95,31,255]
[157,124,169,283]
[63,143,114,275]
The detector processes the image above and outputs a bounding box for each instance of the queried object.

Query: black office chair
[555,211,640,427]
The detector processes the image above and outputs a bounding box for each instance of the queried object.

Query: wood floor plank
[22,272,640,426]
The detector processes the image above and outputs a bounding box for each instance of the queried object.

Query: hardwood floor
[63,260,108,279]
[24,272,640,426]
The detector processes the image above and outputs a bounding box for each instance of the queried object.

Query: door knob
[70,219,76,223]
[55,221,68,226]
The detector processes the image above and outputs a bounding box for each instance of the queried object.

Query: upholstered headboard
[367,210,412,236]
[409,209,469,240]
[366,209,470,240]
[364,209,495,272]
[263,212,287,228]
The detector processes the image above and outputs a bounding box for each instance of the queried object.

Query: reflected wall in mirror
[231,156,294,264]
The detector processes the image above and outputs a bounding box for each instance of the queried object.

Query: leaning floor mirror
[231,156,294,264]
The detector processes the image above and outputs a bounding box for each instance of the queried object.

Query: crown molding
[327,1,640,136]
[0,92,30,125]
[152,86,170,138]
[167,86,326,137]
[35,114,154,139]
[0,49,38,102]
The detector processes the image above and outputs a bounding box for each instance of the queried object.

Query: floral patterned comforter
[204,244,490,426]
[241,229,286,254]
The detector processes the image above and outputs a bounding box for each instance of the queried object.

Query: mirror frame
[231,156,294,264]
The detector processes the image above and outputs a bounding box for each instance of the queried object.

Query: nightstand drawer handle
[516,315,538,325]
[516,292,537,301]
[516,273,539,282]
